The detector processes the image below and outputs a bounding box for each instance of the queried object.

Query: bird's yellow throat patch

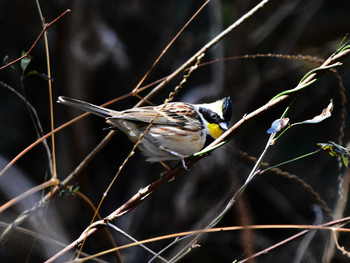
[207,123,224,139]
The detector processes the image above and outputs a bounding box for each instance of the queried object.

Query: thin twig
[107,223,169,263]
[0,9,70,71]
[198,53,324,68]
[0,81,53,175]
[137,0,271,107]
[238,219,350,263]
[132,0,210,93]
[0,178,59,213]
[35,0,57,178]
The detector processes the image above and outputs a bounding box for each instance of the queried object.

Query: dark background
[0,0,350,262]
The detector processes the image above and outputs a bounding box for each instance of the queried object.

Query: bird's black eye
[210,112,219,121]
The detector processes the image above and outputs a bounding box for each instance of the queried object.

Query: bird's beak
[219,122,228,131]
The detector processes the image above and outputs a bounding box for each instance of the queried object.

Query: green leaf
[334,35,350,55]
[26,70,39,76]
[26,70,53,81]
[342,154,349,168]
[70,184,80,194]
[20,51,31,72]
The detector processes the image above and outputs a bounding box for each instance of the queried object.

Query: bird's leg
[158,146,189,170]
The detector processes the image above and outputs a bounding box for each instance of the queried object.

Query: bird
[57,96,232,168]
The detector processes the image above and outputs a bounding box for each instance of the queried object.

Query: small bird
[57,96,232,168]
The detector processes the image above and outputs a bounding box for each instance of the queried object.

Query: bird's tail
[57,96,116,118]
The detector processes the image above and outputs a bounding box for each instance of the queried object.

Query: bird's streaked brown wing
[108,102,202,130]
